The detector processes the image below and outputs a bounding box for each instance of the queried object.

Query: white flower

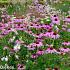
[5,56,8,61]
[1,56,8,61]
[1,57,5,61]
[15,55,19,59]
[14,44,21,52]
[9,36,16,42]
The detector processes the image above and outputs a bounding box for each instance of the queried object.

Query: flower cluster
[0,0,70,70]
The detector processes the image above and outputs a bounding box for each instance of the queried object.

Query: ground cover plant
[0,0,70,70]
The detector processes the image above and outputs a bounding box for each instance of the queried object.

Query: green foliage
[7,0,32,15]
[0,32,15,47]
[0,0,9,3]
[26,60,33,70]
[0,45,3,56]
[60,31,70,41]
[37,54,61,68]
[7,3,28,15]
[19,46,28,59]
[18,31,35,44]
[53,1,70,13]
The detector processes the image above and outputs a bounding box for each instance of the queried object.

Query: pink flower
[51,15,60,25]
[64,16,70,22]
[35,42,43,47]
[51,32,60,39]
[36,38,43,42]
[59,47,70,53]
[15,40,21,44]
[44,31,53,38]
[67,29,70,32]
[51,15,58,19]
[36,49,44,55]
[1,30,10,35]
[27,43,36,50]
[44,31,60,39]
[45,47,57,54]
[17,64,25,70]
[31,54,38,59]
[38,33,44,38]
[16,27,24,31]
[26,30,32,34]
[62,42,70,46]
[27,45,35,50]
[27,42,43,50]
